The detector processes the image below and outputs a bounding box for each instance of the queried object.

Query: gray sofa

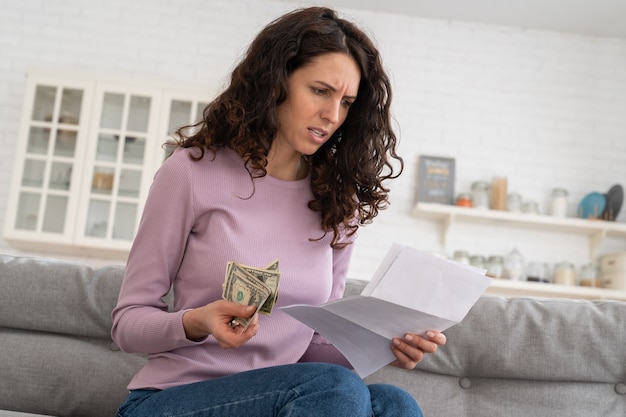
[1,253,625,417]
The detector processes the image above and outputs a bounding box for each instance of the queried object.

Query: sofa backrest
[0,254,146,417]
[365,289,626,417]
[4,254,625,417]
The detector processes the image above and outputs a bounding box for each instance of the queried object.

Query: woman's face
[274,52,361,157]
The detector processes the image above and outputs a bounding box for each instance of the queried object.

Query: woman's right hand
[182,300,259,348]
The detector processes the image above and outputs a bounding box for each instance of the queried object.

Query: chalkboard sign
[417,155,456,204]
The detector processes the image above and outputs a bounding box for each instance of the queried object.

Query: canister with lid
[469,255,485,269]
[526,262,550,283]
[550,188,569,217]
[553,261,576,286]
[486,256,504,279]
[579,263,601,287]
[507,193,522,213]
[453,250,470,265]
[471,181,490,209]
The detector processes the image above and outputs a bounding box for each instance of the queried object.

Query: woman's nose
[321,100,341,124]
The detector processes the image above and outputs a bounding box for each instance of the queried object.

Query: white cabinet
[4,71,210,258]
[412,202,626,300]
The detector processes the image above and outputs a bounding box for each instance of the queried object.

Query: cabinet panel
[84,199,110,238]
[15,192,40,231]
[42,195,68,233]
[75,84,162,248]
[4,76,92,244]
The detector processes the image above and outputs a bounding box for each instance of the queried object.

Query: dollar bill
[264,259,279,271]
[222,261,272,330]
[241,262,281,315]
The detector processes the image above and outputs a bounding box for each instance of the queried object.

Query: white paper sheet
[281,244,492,378]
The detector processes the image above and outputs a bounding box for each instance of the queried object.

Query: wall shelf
[486,279,626,301]
[412,202,626,300]
[412,202,626,259]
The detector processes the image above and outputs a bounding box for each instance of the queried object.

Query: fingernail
[246,306,254,312]
[426,331,435,339]
[393,338,401,346]
[405,334,413,342]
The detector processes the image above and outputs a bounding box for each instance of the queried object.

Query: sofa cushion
[0,253,146,417]
[0,327,145,417]
[0,254,124,339]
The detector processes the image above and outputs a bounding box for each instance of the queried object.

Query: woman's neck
[266,146,308,181]
[266,156,308,181]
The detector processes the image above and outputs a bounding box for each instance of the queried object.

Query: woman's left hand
[390,330,447,370]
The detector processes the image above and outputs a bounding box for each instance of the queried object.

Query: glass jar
[486,255,504,279]
[452,250,470,265]
[553,261,576,286]
[471,181,490,209]
[504,248,525,280]
[469,255,485,269]
[507,192,522,213]
[526,262,550,283]
[522,200,540,215]
[579,263,601,287]
[550,188,569,218]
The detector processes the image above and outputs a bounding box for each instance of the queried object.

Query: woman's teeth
[310,128,324,137]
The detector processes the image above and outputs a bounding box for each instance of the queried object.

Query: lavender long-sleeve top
[111,147,354,390]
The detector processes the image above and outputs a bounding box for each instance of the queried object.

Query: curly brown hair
[176,7,403,248]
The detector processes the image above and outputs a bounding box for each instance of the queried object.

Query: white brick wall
[1,0,625,277]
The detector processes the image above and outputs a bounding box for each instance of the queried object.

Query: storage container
[600,253,626,290]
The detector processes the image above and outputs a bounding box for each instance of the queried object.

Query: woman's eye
[312,88,326,95]
[342,100,354,108]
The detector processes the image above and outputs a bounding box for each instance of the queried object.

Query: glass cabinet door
[159,92,208,163]
[11,82,87,238]
[81,87,158,245]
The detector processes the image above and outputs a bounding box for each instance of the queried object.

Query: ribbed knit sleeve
[111,149,200,354]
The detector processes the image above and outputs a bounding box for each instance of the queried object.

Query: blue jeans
[116,362,423,417]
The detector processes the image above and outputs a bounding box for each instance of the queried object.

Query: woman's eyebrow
[315,81,357,100]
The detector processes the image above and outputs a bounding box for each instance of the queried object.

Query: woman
[112,7,446,417]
